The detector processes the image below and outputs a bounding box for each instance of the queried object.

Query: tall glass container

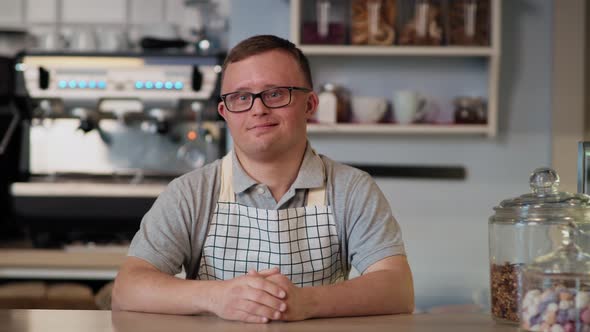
[489,168,590,324]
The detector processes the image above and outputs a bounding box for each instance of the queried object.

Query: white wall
[228,0,553,310]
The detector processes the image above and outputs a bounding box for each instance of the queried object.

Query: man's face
[218,50,317,160]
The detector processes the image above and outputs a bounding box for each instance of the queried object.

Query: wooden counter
[0,310,519,332]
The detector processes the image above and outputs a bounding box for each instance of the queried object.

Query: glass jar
[301,0,349,45]
[453,96,486,124]
[398,0,444,46]
[350,0,396,45]
[489,168,590,325]
[520,228,590,332]
[448,0,491,46]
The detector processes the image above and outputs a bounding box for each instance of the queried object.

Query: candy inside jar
[521,285,590,331]
[520,225,590,332]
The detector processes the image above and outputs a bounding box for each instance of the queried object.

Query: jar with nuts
[448,0,490,46]
[489,168,590,325]
[398,0,444,46]
[350,0,396,45]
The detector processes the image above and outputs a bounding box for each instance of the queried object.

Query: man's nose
[250,96,269,115]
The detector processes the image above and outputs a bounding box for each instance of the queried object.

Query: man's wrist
[301,286,320,319]
[191,280,221,315]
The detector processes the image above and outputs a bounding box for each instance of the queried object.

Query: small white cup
[351,96,388,123]
[392,90,426,124]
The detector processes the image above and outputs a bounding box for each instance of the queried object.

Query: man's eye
[268,90,283,98]
[229,93,250,103]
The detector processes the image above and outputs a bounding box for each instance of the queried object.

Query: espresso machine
[10,52,226,248]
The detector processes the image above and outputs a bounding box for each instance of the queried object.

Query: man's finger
[235,309,270,324]
[237,298,282,320]
[249,267,280,277]
[247,277,287,299]
[244,288,287,313]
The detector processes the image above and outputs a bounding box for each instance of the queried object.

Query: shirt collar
[231,143,325,194]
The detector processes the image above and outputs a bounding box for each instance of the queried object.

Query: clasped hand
[211,267,312,323]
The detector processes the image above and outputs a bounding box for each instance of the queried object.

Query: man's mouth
[248,123,278,130]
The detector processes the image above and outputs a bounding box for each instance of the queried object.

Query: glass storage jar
[520,227,590,332]
[350,0,396,45]
[301,0,349,45]
[489,168,590,325]
[448,0,491,46]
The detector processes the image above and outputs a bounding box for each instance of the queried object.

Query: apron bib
[197,152,344,287]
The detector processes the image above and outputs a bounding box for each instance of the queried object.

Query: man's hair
[221,35,313,89]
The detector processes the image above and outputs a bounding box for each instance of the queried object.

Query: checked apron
[197,152,344,287]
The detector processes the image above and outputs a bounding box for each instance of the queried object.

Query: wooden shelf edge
[307,124,491,135]
[298,45,495,57]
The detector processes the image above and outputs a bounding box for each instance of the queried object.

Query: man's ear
[304,92,319,120]
[217,101,227,120]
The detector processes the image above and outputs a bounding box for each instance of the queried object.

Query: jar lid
[493,168,590,222]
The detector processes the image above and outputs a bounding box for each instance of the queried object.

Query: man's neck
[235,142,307,202]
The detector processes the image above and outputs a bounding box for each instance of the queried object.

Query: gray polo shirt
[128,144,406,279]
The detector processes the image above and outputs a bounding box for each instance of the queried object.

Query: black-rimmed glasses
[220,86,312,113]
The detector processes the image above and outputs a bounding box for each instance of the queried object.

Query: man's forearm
[112,267,219,315]
[303,269,415,318]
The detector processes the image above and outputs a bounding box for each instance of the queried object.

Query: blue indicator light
[154,81,164,89]
[97,81,106,89]
[58,80,67,89]
[135,81,144,89]
[174,81,184,90]
[68,80,77,89]
[78,80,87,89]
[164,82,173,90]
[145,81,154,89]
[88,81,97,89]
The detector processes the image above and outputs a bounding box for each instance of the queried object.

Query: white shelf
[290,0,502,138]
[307,123,490,135]
[299,45,495,57]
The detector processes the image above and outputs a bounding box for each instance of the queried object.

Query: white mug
[392,90,426,124]
[351,96,388,123]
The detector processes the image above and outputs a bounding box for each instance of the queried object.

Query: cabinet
[290,0,501,137]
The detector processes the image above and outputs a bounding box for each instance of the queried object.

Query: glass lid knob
[529,167,559,196]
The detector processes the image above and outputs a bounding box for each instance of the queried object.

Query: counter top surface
[0,310,519,332]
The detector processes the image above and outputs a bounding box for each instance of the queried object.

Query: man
[112,35,414,323]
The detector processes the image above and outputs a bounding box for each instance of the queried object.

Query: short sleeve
[128,178,193,275]
[345,173,406,273]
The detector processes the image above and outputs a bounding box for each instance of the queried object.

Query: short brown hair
[221,35,313,89]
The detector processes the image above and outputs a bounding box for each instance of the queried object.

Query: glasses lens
[261,87,290,108]
[226,92,253,112]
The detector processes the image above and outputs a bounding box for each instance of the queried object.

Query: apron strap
[219,150,326,206]
[306,148,326,206]
[219,153,235,203]
[306,187,325,206]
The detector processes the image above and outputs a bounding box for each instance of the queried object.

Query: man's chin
[238,140,282,159]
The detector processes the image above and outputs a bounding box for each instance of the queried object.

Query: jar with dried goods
[351,0,396,45]
[301,0,349,45]
[489,168,590,325]
[448,0,490,46]
[398,0,444,46]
